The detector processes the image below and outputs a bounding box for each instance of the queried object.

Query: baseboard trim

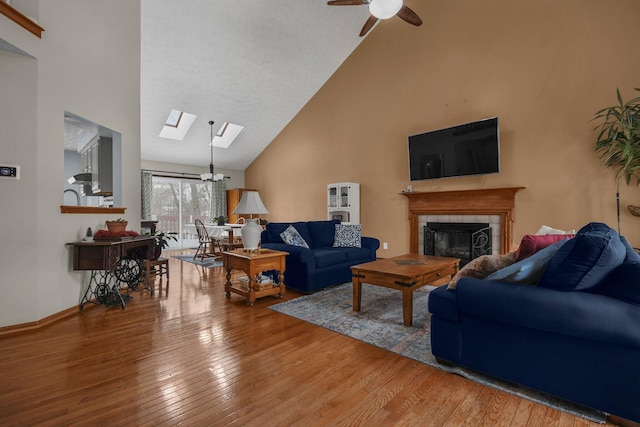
[0,305,88,337]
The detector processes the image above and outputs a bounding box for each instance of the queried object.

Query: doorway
[151,176,212,249]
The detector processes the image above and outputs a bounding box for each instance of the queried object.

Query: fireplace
[402,187,524,255]
[424,222,492,267]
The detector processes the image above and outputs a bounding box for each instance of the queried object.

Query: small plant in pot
[150,230,178,260]
[106,218,128,233]
[593,87,640,232]
[214,215,228,226]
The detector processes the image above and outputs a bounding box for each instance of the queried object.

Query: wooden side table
[222,249,288,306]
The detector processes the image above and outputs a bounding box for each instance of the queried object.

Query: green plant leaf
[593,87,640,187]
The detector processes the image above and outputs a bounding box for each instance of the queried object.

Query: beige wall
[246,0,640,257]
[0,1,140,327]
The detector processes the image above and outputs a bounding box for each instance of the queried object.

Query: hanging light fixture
[200,120,216,181]
[368,0,403,19]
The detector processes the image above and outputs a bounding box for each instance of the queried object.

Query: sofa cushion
[334,224,362,248]
[280,225,309,248]
[447,252,516,290]
[538,222,626,291]
[313,248,347,268]
[589,236,640,306]
[515,234,573,261]
[341,246,372,263]
[594,262,640,306]
[266,222,313,247]
[307,220,339,248]
[486,240,567,285]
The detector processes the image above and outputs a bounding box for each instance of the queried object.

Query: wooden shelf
[0,2,44,38]
[60,206,126,214]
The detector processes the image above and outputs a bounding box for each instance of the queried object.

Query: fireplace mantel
[401,187,525,254]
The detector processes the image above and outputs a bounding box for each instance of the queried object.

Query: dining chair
[194,219,218,261]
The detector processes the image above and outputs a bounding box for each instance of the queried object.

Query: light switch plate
[0,164,20,180]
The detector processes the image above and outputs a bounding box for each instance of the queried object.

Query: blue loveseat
[260,219,379,293]
[428,222,640,422]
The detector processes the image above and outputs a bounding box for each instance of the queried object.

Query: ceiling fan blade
[327,0,364,5]
[397,5,422,26]
[359,15,378,37]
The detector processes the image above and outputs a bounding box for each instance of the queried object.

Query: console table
[68,236,154,310]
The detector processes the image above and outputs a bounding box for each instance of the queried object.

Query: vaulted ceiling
[140,0,371,171]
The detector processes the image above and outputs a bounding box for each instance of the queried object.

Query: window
[151,176,212,249]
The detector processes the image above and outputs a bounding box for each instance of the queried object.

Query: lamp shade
[231,191,268,251]
[231,191,269,215]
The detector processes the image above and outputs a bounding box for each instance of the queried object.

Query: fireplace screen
[424,222,492,267]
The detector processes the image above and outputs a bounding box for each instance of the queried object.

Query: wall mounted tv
[408,117,500,181]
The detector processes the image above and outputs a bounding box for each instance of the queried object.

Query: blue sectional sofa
[260,219,379,293]
[428,222,640,422]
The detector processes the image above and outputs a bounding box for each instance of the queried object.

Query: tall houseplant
[593,87,640,232]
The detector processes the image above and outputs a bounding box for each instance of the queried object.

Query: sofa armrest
[361,236,380,251]
[456,278,640,348]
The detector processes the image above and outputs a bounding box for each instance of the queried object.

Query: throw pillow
[588,236,640,305]
[515,234,573,261]
[536,225,576,235]
[538,222,626,291]
[486,240,568,285]
[447,252,516,290]
[592,261,640,306]
[333,224,362,248]
[280,225,310,248]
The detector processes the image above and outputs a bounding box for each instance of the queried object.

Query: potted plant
[214,215,227,226]
[593,87,640,232]
[84,227,93,242]
[150,230,178,259]
[106,218,128,233]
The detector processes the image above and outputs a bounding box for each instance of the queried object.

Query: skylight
[212,122,243,148]
[159,110,197,140]
[165,109,182,127]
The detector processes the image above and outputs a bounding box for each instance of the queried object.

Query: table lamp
[231,191,269,251]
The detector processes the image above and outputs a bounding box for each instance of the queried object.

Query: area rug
[270,283,605,423]
[172,254,223,268]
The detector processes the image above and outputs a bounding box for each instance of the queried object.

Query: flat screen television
[408,117,500,181]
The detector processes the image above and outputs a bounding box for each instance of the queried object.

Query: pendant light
[200,120,215,181]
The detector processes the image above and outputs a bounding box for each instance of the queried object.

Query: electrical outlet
[383,242,388,250]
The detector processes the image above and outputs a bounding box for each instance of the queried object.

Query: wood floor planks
[0,251,617,426]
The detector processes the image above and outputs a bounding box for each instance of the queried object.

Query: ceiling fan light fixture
[368,0,402,19]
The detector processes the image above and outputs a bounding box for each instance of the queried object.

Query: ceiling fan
[200,120,225,182]
[328,0,422,37]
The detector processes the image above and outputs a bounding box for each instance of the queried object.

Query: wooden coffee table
[351,254,460,326]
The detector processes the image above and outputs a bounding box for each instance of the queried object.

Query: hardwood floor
[0,251,617,426]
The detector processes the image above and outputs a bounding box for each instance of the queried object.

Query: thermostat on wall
[0,164,20,180]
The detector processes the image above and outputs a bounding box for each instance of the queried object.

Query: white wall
[0,0,141,327]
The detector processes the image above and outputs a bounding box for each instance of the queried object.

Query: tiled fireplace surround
[402,187,524,256]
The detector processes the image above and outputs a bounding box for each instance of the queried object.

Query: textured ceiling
[140,0,370,171]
